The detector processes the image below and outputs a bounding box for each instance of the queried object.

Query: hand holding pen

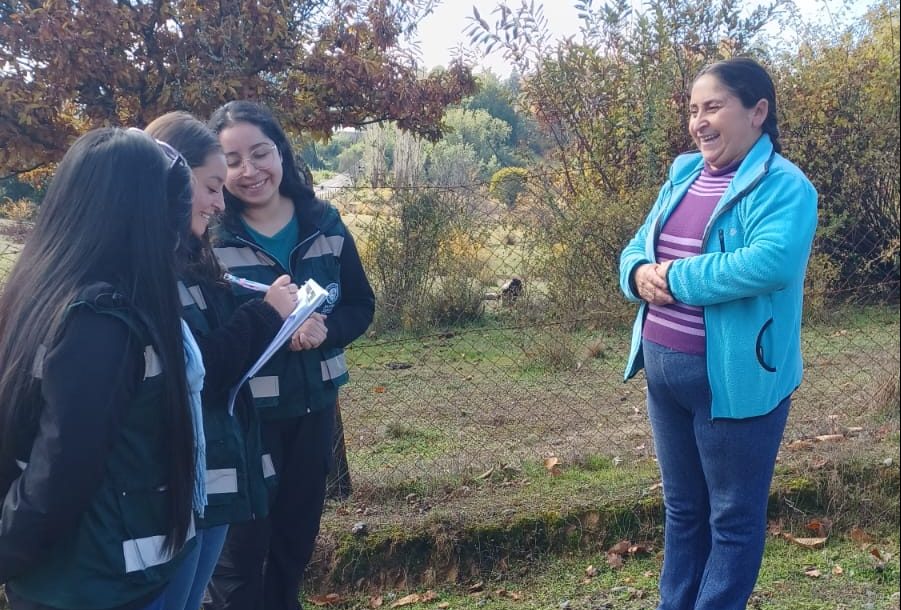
[224,273,299,319]
[224,273,271,293]
[263,275,300,319]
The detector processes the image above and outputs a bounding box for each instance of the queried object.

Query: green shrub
[489,167,529,208]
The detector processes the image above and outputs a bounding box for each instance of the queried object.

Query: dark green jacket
[211,199,374,421]
[178,280,282,525]
[2,285,195,609]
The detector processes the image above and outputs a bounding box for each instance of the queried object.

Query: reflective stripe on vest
[261,454,275,479]
[249,376,279,398]
[213,246,277,269]
[302,235,345,260]
[35,342,161,380]
[320,353,348,382]
[178,282,207,310]
[16,459,27,471]
[205,468,239,495]
[144,346,162,379]
[123,518,196,574]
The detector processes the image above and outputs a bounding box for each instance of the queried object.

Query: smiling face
[218,121,283,211]
[689,73,768,171]
[190,152,227,237]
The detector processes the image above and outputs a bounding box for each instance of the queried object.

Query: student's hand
[264,274,299,319]
[289,313,327,351]
[634,262,674,306]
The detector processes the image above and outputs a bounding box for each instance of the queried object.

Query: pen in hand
[224,273,270,293]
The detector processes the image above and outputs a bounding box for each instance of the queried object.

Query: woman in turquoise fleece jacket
[619,58,817,610]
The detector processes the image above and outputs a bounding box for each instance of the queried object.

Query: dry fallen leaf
[785,534,828,549]
[608,540,631,555]
[805,517,833,537]
[814,433,845,443]
[804,568,822,578]
[468,581,484,593]
[585,565,597,577]
[606,551,624,569]
[373,386,386,393]
[850,526,873,545]
[308,593,344,606]
[437,604,450,610]
[832,565,844,576]
[543,456,562,476]
[421,590,438,603]
[369,596,384,608]
[390,593,420,608]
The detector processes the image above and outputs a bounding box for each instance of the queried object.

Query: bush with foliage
[361,189,486,331]
[489,167,530,208]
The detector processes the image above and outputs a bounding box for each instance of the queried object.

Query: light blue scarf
[181,320,207,518]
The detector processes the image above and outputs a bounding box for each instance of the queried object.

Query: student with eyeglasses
[0,128,198,609]
[144,112,302,610]
[206,101,375,610]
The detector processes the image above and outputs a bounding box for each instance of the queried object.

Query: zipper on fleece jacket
[697,152,774,251]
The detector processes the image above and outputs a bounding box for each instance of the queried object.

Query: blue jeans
[163,524,229,610]
[642,339,790,610]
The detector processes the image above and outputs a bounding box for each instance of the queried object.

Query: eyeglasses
[156,139,185,171]
[127,127,186,170]
[224,143,279,173]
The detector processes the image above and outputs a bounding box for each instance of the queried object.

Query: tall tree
[0,0,476,176]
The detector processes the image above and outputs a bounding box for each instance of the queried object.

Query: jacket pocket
[755,318,777,372]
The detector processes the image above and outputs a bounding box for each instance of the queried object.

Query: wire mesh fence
[2,173,899,503]
[321,177,900,499]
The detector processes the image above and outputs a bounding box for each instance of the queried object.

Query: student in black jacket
[146,112,300,610]
[208,101,375,610]
[0,128,196,610]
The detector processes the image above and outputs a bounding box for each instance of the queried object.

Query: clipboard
[227,278,329,414]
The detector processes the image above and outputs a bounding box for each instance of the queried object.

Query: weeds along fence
[2,170,898,501]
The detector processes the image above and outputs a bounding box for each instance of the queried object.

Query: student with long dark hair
[0,128,197,609]
[145,112,299,610]
[207,101,374,610]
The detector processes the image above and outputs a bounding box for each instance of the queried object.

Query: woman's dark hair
[208,100,316,224]
[695,57,781,154]
[146,111,225,285]
[0,127,195,550]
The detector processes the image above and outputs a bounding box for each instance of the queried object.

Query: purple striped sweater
[642,164,737,354]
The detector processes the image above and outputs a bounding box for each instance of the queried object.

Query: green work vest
[8,287,196,609]
[177,280,276,525]
[212,204,349,421]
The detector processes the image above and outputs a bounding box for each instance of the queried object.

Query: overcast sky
[414,0,876,76]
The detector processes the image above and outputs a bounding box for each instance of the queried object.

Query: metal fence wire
[2,172,899,501]
[317,175,900,498]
